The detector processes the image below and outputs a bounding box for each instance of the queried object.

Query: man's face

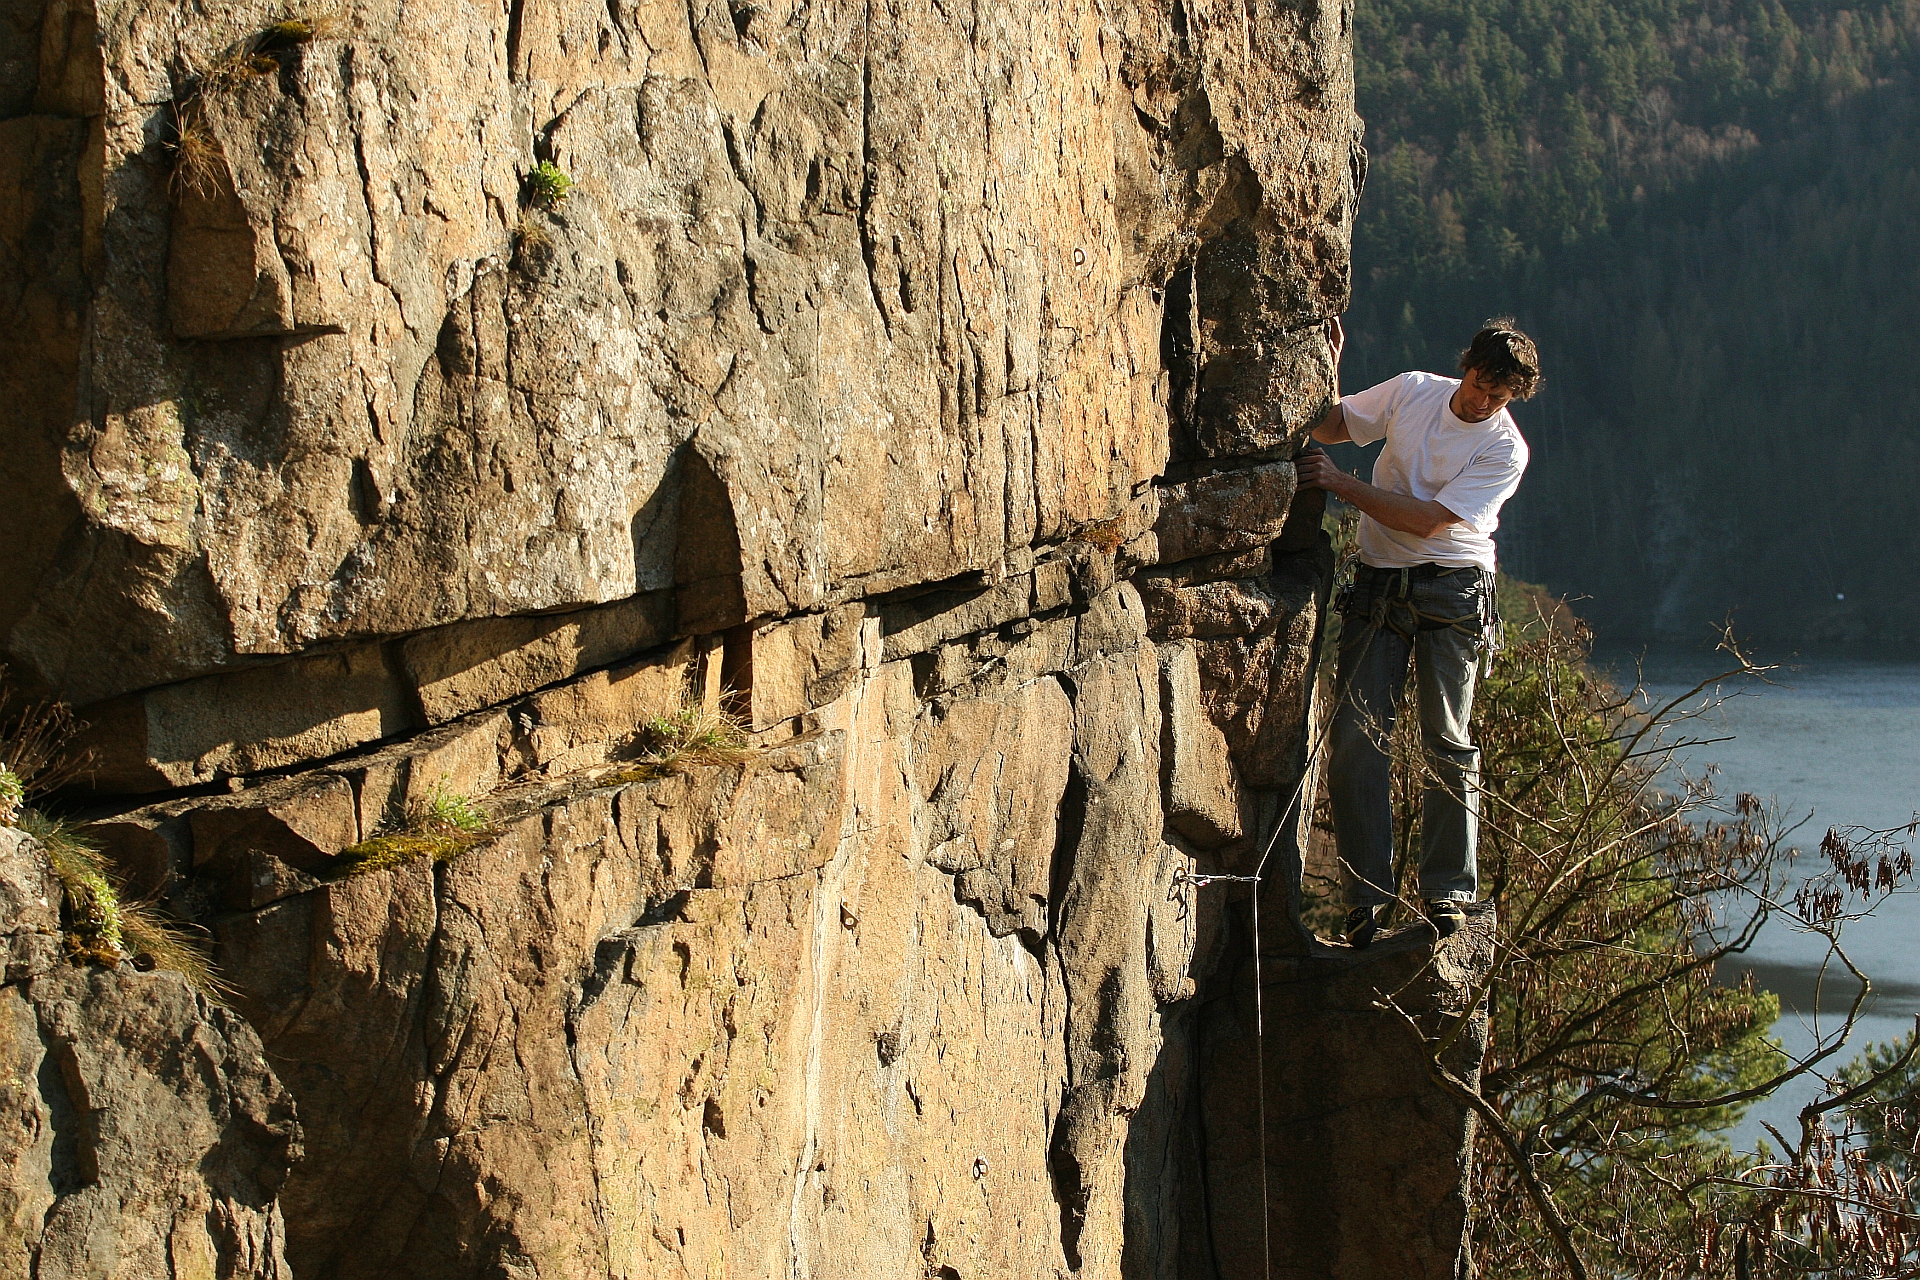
[1451,367,1518,423]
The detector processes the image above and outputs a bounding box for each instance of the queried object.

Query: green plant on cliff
[423,781,491,835]
[2,670,222,995]
[339,779,497,875]
[526,161,576,210]
[593,695,754,788]
[1361,619,1918,1277]
[611,704,742,784]
[37,818,126,960]
[11,811,226,998]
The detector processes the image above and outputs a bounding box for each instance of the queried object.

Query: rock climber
[1296,317,1540,948]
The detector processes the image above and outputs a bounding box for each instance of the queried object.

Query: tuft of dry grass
[596,696,753,788]
[167,106,225,199]
[14,811,226,999]
[1073,517,1127,554]
[512,212,553,258]
[121,905,225,996]
[630,699,751,771]
[196,45,280,94]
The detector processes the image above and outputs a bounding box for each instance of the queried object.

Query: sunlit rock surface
[0,0,1490,1272]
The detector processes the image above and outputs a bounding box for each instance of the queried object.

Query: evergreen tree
[1347,0,1920,644]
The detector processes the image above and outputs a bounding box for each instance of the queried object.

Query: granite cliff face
[0,0,1489,1274]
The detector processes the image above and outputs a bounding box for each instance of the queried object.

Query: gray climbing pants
[1327,562,1491,909]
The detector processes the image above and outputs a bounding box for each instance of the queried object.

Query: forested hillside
[1343,0,1920,646]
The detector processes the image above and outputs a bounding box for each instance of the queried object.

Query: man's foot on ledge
[1425,899,1467,938]
[1343,904,1382,949]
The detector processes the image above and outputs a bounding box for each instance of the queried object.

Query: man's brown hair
[1459,318,1541,399]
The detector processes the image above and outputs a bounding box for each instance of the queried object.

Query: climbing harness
[1354,563,1493,640]
[1352,563,1501,676]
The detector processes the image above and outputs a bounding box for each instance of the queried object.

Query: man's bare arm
[1295,316,1456,535]
[1311,400,1351,444]
[1310,316,1350,443]
[1295,452,1462,538]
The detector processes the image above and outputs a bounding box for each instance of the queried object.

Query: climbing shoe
[1343,904,1382,950]
[1425,899,1467,939]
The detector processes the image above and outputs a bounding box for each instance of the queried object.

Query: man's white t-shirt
[1339,370,1528,571]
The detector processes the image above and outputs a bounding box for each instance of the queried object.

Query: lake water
[1593,650,1920,1152]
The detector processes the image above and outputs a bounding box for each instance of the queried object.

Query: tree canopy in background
[1343,0,1920,646]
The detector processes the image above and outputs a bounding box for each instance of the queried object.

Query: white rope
[1175,595,1359,1280]
[1179,558,1491,1272]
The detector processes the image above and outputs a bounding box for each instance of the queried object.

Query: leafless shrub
[1360,621,1916,1278]
[0,666,90,808]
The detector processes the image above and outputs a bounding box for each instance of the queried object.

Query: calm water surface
[1593,650,1920,1151]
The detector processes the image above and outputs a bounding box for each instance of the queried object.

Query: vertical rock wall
[0,0,1490,1274]
[0,828,301,1278]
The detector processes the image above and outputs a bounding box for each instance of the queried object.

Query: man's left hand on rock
[1296,451,1347,494]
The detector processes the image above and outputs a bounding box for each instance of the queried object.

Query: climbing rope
[1171,595,1351,1280]
[1170,557,1491,1277]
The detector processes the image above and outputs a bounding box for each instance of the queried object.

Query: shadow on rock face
[0,827,300,1277]
[1195,904,1495,1280]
